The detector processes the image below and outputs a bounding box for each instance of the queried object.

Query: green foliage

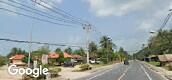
[22,55,33,64]
[7,47,28,58]
[89,41,98,59]
[37,45,50,54]
[148,61,160,66]
[55,48,62,54]
[118,47,129,61]
[49,67,61,73]
[0,55,6,66]
[98,36,117,63]
[64,47,72,54]
[135,29,172,60]
[73,48,85,56]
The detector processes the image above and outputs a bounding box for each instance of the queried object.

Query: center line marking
[117,65,132,80]
[140,64,152,80]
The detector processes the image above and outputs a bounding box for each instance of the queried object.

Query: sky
[0,0,172,55]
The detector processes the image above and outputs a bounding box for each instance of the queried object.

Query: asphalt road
[77,61,167,80]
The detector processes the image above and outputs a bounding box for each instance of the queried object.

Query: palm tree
[99,36,116,63]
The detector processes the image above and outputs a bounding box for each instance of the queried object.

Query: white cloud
[87,0,152,16]
[138,0,172,31]
[139,22,154,31]
[115,38,146,54]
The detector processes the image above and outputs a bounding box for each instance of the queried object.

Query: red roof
[48,52,59,59]
[72,54,82,59]
[9,54,25,60]
[64,52,72,58]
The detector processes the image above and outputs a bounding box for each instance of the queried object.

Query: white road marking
[140,64,153,80]
[117,65,132,80]
[86,68,113,80]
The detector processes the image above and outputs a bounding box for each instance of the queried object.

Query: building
[158,54,172,66]
[9,54,26,66]
[48,52,60,65]
[63,52,72,58]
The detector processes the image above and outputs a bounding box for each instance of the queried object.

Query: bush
[148,61,160,67]
[0,56,6,66]
[49,67,61,78]
[164,63,172,71]
[79,64,92,71]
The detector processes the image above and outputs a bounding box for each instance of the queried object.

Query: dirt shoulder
[143,62,172,80]
[0,65,22,80]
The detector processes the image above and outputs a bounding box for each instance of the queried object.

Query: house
[9,54,26,66]
[146,55,159,62]
[63,52,84,63]
[72,54,83,64]
[63,52,72,58]
[48,52,60,59]
[72,54,82,60]
[48,52,60,65]
[158,54,172,66]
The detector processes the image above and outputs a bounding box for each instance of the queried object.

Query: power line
[31,0,87,25]
[0,38,82,48]
[159,12,172,30]
[40,0,88,24]
[158,11,172,44]
[0,7,76,27]
[5,0,81,25]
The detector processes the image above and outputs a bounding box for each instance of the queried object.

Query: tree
[55,48,62,54]
[135,29,172,60]
[118,47,128,61]
[99,36,116,63]
[64,47,72,54]
[73,48,85,56]
[37,45,50,54]
[88,41,98,59]
[7,47,28,58]
[54,48,64,65]
[0,55,6,66]
[31,45,50,63]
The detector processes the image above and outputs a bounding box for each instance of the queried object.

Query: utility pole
[83,24,91,64]
[28,28,32,67]
[28,0,36,67]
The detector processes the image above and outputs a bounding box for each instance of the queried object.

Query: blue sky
[0,0,172,55]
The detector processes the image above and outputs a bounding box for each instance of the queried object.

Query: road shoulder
[142,61,170,80]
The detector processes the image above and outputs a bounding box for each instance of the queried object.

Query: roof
[11,61,26,65]
[72,54,82,59]
[64,52,72,58]
[48,52,59,59]
[158,54,172,62]
[9,54,25,60]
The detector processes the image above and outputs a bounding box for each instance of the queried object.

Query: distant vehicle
[89,60,96,64]
[95,61,101,64]
[124,60,129,65]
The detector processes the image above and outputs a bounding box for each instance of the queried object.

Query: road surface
[77,61,167,80]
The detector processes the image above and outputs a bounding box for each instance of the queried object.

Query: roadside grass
[148,61,160,67]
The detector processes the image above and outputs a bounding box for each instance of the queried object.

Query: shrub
[79,64,92,71]
[49,67,61,78]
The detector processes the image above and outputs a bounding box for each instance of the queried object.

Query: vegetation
[64,47,72,54]
[4,35,130,67]
[0,55,6,66]
[135,29,172,60]
[148,61,160,66]
[7,47,28,58]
